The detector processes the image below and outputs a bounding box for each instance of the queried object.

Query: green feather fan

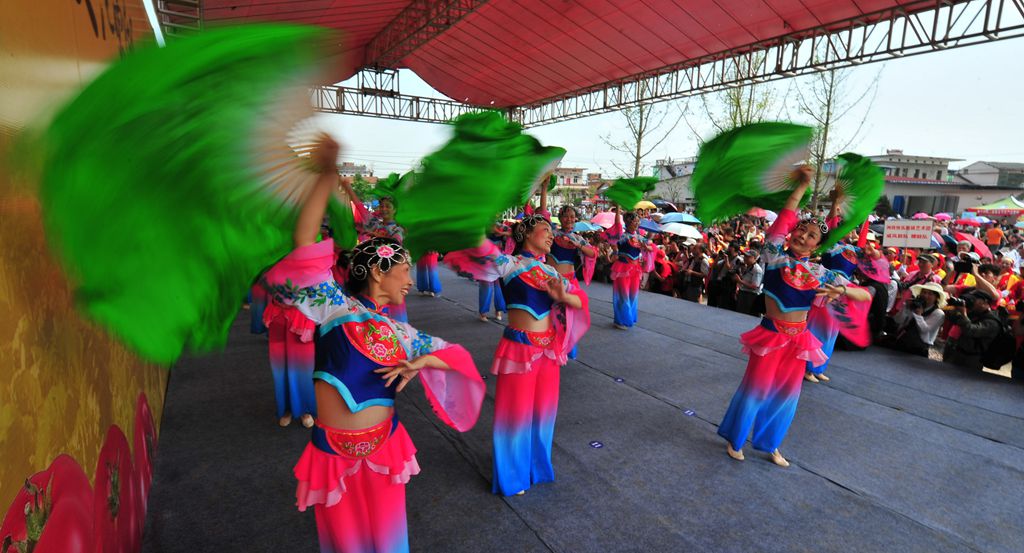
[35,24,338,364]
[370,172,403,202]
[692,122,814,222]
[818,153,884,252]
[603,177,658,209]
[395,111,565,260]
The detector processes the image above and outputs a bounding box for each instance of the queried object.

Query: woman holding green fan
[717,166,871,466]
[264,137,485,553]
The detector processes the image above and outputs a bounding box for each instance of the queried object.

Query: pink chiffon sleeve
[418,345,485,432]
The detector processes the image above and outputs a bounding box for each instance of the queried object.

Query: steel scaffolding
[308,0,1024,127]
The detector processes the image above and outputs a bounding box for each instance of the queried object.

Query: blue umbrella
[659,212,701,224]
[573,221,603,233]
[930,234,943,249]
[639,219,663,233]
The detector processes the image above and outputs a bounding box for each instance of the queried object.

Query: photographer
[707,242,741,309]
[884,283,946,357]
[943,289,1002,370]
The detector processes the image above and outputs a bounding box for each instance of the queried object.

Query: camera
[906,297,925,310]
[953,260,977,274]
[947,296,967,308]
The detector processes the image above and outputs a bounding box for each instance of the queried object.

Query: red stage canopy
[202,0,948,107]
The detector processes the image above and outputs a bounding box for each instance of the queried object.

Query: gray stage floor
[143,268,1024,553]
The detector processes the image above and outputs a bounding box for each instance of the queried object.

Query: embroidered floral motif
[325,424,389,459]
[519,265,555,291]
[343,318,407,365]
[410,331,435,357]
[840,248,859,264]
[781,264,821,291]
[263,279,347,307]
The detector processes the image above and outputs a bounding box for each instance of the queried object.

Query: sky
[318,37,1024,177]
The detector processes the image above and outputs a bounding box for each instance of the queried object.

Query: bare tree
[601,83,685,178]
[792,66,880,208]
[685,54,781,143]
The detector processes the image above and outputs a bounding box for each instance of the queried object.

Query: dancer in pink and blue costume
[549,205,596,358]
[415,251,442,296]
[446,214,590,496]
[265,138,484,553]
[342,181,409,323]
[263,282,317,428]
[478,224,510,321]
[719,168,871,467]
[609,211,653,329]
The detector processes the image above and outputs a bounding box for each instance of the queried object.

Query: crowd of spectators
[578,206,1023,382]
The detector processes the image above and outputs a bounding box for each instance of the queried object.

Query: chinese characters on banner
[883,219,935,249]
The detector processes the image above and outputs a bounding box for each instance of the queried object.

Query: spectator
[707,242,741,309]
[892,253,941,313]
[733,249,763,316]
[985,223,1006,249]
[883,282,946,357]
[943,289,1002,370]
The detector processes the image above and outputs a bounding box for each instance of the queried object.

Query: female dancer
[478,222,510,321]
[609,211,654,329]
[262,271,318,428]
[549,205,596,357]
[265,137,484,553]
[718,167,870,467]
[340,179,410,322]
[415,251,442,297]
[446,215,590,496]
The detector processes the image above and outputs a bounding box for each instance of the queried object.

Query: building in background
[651,157,697,208]
[338,161,370,177]
[955,162,1024,188]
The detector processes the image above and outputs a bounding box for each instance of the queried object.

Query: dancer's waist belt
[759,317,807,336]
[502,326,556,348]
[312,417,396,459]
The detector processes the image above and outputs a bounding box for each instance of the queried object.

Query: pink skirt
[739,318,828,367]
[294,418,420,512]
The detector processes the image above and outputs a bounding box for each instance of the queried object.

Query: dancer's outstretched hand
[815,284,848,301]
[375,358,423,393]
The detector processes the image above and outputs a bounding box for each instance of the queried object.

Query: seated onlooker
[943,289,1002,370]
[883,282,946,357]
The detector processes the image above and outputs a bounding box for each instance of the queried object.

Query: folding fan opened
[394,111,566,260]
[34,24,357,364]
[818,153,885,251]
[691,122,815,223]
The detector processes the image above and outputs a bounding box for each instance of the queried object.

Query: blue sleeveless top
[313,296,404,412]
[820,244,860,279]
[502,253,556,319]
[617,233,646,262]
[549,233,580,266]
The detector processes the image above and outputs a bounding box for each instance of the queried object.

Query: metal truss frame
[364,0,490,68]
[311,68,487,124]
[309,0,1024,127]
[153,0,202,39]
[515,0,1024,126]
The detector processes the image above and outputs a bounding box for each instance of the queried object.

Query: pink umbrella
[955,218,981,227]
[912,212,931,220]
[590,211,617,229]
[934,213,952,221]
[954,232,992,259]
[747,207,769,218]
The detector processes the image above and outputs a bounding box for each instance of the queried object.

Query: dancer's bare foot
[278,414,293,427]
[301,414,315,428]
[804,372,820,383]
[771,449,790,467]
[818,373,830,382]
[727,444,745,461]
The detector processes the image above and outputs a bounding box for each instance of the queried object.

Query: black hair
[511,215,549,255]
[558,205,578,219]
[344,237,410,296]
[978,263,1000,276]
[623,212,639,225]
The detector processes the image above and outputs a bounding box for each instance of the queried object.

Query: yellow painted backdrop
[0,0,168,512]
